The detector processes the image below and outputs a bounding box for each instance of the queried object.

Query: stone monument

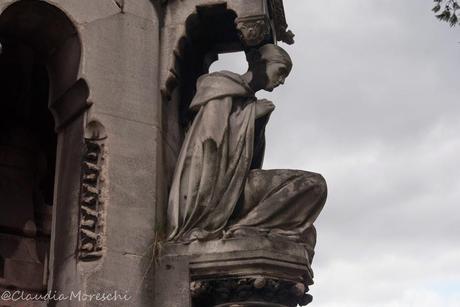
[0,1,327,306]
[162,43,327,307]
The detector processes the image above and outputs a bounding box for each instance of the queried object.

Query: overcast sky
[211,0,460,306]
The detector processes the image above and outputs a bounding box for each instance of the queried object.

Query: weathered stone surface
[163,237,313,282]
[162,237,314,307]
[124,0,157,21]
[163,236,310,259]
[60,113,160,306]
[93,113,158,257]
[80,13,160,126]
[0,0,13,11]
[48,116,85,306]
[50,115,85,261]
[72,8,162,306]
[154,256,191,307]
[79,248,152,307]
[46,0,120,25]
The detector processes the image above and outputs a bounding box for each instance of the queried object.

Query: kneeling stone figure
[167,44,327,261]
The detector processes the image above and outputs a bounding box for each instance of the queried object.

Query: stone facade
[0,1,324,307]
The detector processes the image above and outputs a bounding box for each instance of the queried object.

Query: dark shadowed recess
[179,4,240,128]
[0,0,85,294]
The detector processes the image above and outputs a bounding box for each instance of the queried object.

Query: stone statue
[167,44,327,259]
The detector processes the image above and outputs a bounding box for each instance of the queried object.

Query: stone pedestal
[160,237,314,307]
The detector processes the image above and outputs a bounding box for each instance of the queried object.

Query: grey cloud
[210,1,460,305]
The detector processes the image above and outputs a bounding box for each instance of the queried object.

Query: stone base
[160,236,314,307]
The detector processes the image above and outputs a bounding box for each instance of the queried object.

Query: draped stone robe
[167,71,326,252]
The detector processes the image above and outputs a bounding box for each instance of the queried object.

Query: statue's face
[264,62,290,92]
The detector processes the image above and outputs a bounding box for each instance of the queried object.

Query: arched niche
[0,0,90,129]
[0,0,89,295]
[178,6,240,128]
[163,4,241,129]
[159,4,244,237]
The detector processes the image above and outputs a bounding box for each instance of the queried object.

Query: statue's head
[247,44,292,92]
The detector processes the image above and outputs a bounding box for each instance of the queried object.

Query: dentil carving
[78,121,107,261]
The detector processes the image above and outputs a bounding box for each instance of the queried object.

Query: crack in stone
[122,251,142,258]
[114,0,124,10]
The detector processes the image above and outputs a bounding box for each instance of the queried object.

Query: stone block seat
[159,237,314,307]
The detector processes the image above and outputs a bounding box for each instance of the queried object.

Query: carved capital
[191,277,312,307]
[235,15,271,47]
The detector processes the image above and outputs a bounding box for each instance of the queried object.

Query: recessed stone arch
[0,0,89,295]
[0,0,90,130]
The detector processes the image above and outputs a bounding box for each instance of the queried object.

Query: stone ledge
[162,236,310,259]
[162,236,313,283]
[160,237,314,307]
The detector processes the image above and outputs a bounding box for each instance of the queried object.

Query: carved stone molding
[235,15,271,47]
[191,277,312,307]
[49,79,92,131]
[268,0,295,45]
[78,121,107,261]
[162,237,315,306]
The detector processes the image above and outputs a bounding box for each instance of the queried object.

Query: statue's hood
[189,71,255,111]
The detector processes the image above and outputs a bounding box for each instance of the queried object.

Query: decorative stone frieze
[78,121,107,261]
[191,277,312,307]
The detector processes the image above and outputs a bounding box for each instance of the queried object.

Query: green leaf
[437,10,452,22]
[449,13,458,26]
[433,4,442,12]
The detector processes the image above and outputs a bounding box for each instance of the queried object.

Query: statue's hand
[255,99,275,119]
